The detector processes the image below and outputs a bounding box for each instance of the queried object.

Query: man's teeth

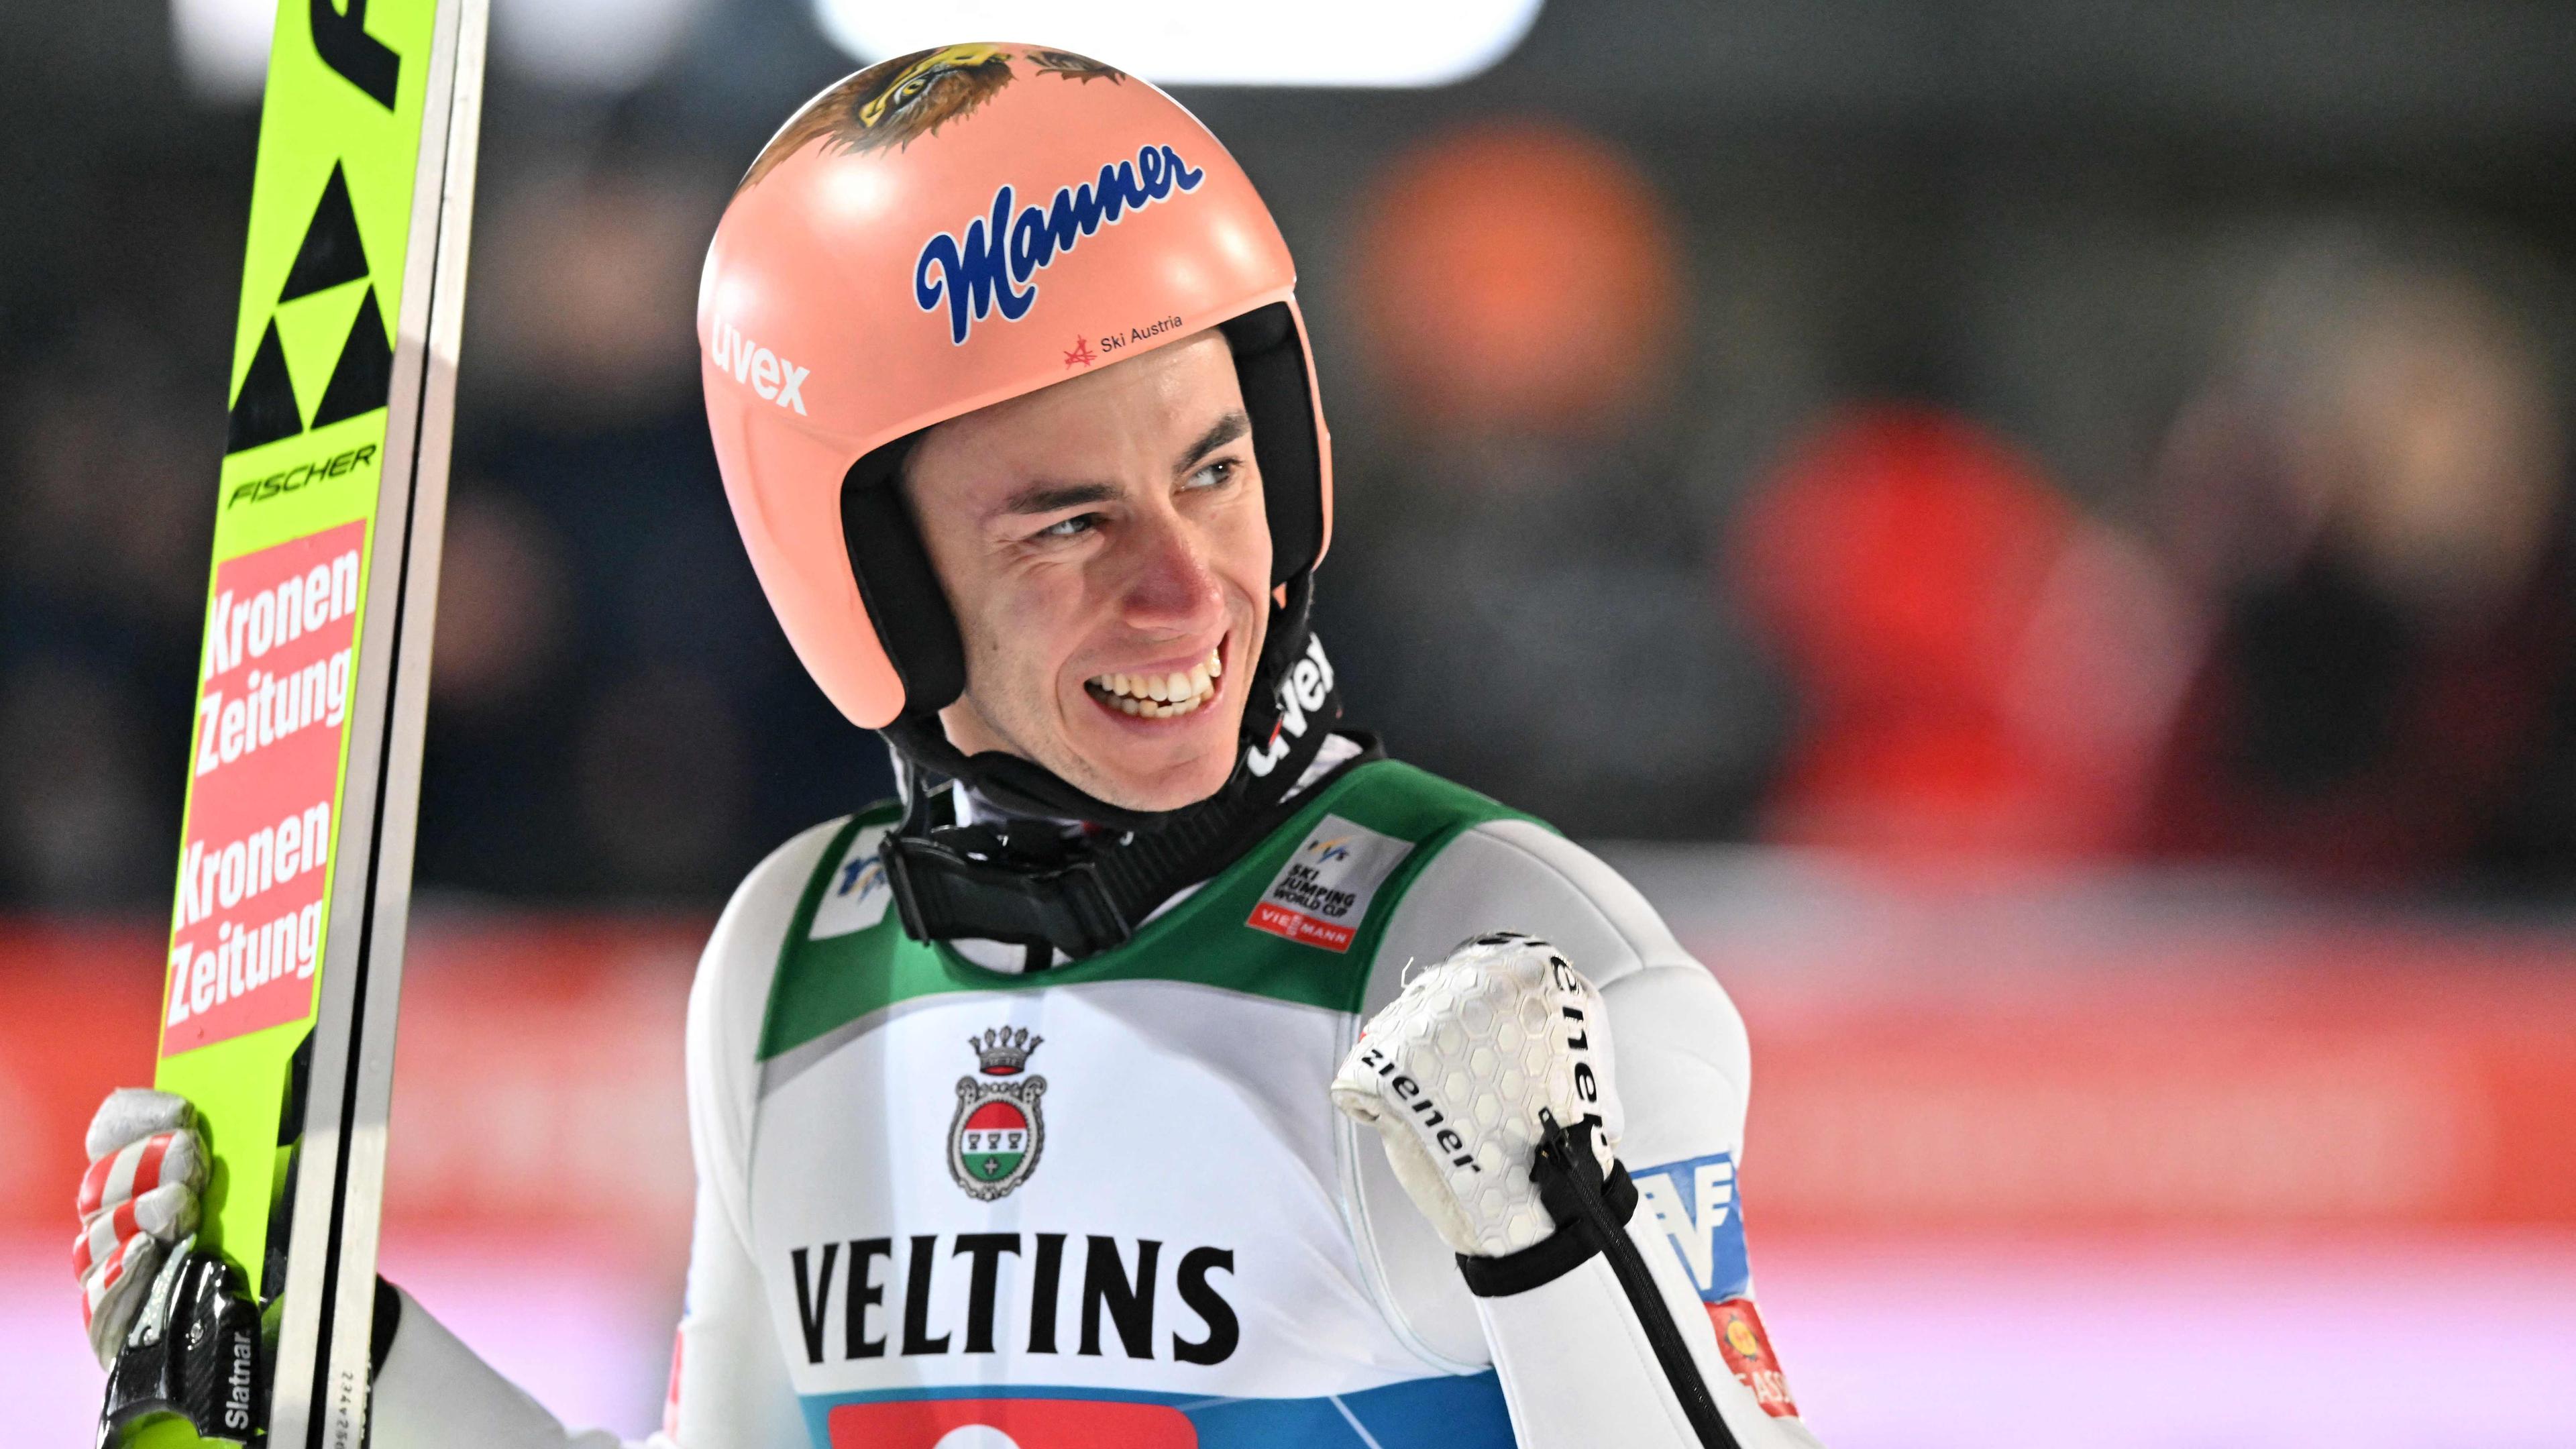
[1090,650,1223,718]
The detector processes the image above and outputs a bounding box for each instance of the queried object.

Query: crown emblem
[951,1026,1047,1200]
[969,1026,1041,1076]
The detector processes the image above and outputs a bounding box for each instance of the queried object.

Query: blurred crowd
[7,60,2575,908]
[1322,123,2576,890]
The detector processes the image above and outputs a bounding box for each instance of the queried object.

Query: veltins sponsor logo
[809,823,894,938]
[1245,815,1411,953]
[949,1027,1046,1200]
[1633,1150,1751,1301]
[784,1231,1238,1371]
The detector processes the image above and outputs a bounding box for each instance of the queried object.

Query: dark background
[7,0,2575,907]
[12,9,2576,1442]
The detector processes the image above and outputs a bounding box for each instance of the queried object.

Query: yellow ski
[103,1,486,1444]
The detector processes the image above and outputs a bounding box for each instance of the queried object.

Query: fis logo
[708,320,810,415]
[810,824,895,938]
[1308,837,1354,865]
[1633,1152,1750,1302]
[914,142,1205,345]
[839,851,885,906]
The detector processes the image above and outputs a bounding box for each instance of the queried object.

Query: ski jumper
[372,750,1819,1447]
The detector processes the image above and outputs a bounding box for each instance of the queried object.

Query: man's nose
[1118,510,1224,635]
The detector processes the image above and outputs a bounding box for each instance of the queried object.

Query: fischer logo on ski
[225,165,395,456]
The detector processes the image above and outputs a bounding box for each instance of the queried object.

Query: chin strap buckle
[881,826,1135,960]
[99,1240,265,1447]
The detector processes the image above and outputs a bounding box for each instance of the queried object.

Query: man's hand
[76,1087,207,1367]
[1330,932,1624,1257]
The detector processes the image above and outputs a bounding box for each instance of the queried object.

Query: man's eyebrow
[996,480,1118,516]
[1175,410,1251,474]
[988,412,1250,517]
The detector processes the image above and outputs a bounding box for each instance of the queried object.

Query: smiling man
[74,44,1823,1449]
[902,337,1268,814]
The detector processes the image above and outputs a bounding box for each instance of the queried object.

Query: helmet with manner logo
[698,42,1333,749]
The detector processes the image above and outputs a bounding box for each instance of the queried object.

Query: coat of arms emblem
[949,1026,1046,1200]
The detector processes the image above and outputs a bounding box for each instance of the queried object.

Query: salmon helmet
[698,42,1333,820]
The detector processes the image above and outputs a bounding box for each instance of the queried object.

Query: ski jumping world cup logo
[949,1026,1046,1200]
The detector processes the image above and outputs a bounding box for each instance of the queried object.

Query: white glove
[75,1087,207,1367]
[1330,932,1624,1258]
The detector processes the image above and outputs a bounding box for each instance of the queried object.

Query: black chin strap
[877,592,1364,961]
[877,729,1374,963]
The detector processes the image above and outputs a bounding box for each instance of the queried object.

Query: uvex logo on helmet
[914,142,1206,346]
[708,321,811,415]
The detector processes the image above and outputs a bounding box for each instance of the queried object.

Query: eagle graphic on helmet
[741,44,1016,186]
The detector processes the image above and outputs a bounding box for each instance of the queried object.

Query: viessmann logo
[914,142,1206,346]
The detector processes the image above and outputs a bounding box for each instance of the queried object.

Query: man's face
[906,331,1273,812]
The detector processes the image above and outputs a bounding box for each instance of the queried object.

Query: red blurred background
[9,884,2575,1442]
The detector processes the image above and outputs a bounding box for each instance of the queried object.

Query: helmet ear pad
[840,436,969,715]
[837,301,1330,722]
[1221,302,1326,587]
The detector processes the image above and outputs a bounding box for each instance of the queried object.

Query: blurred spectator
[434,486,574,714]
[415,481,588,896]
[0,316,215,906]
[1346,121,1685,438]
[1732,405,2190,861]
[2142,237,2576,886]
[1322,119,1787,838]
[417,162,894,899]
[10,12,2576,911]
[468,164,712,429]
[573,664,746,896]
[0,660,164,906]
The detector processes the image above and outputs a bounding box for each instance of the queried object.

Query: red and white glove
[75,1087,207,1368]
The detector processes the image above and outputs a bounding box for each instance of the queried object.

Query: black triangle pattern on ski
[312,285,392,428]
[225,319,304,454]
[280,163,371,301]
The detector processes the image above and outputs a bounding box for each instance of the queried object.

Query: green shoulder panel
[757,801,901,1062]
[757,760,1545,1063]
